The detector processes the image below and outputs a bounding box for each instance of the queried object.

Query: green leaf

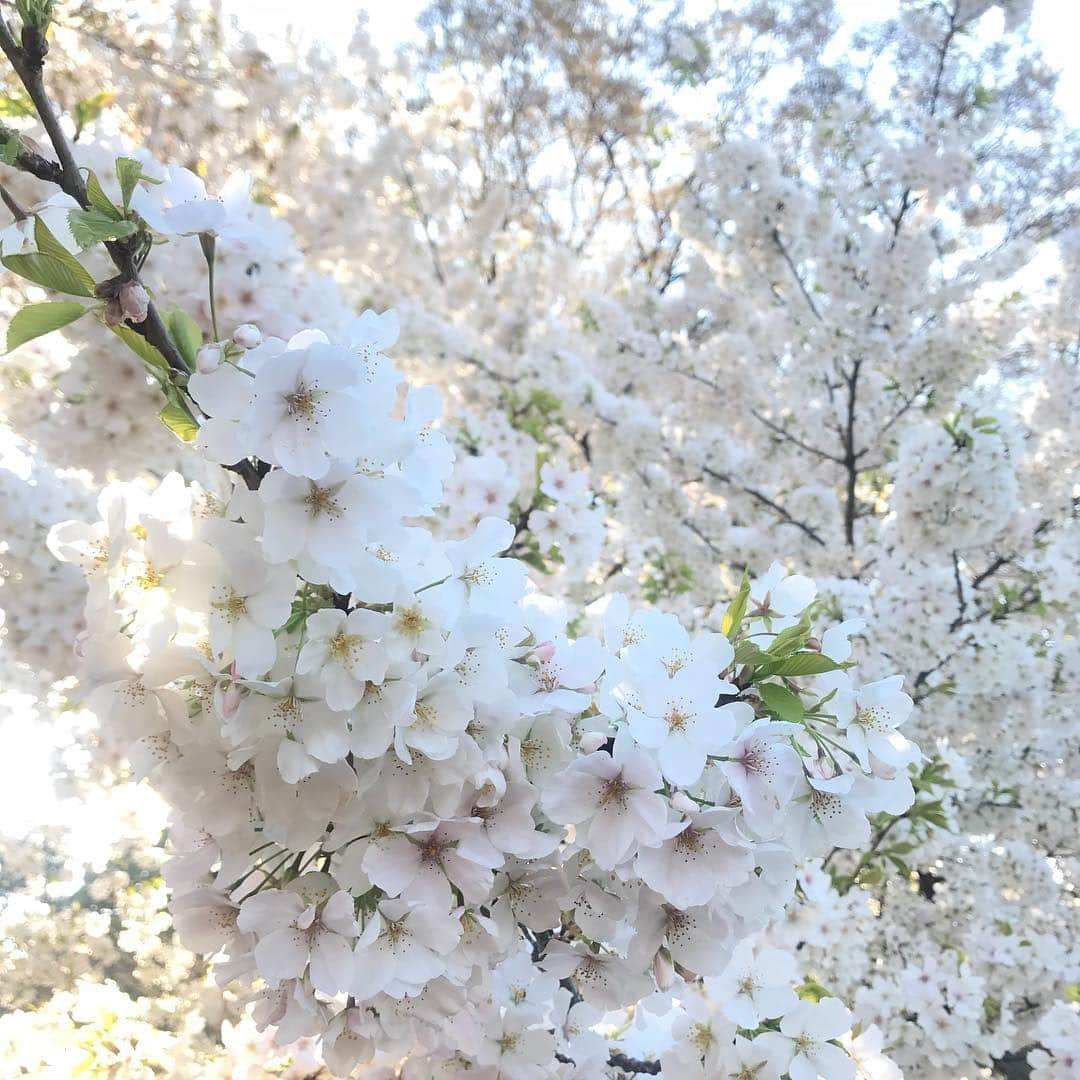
[116,156,158,210]
[165,308,202,370]
[0,131,19,166]
[766,614,812,657]
[72,91,116,135]
[6,300,87,352]
[0,92,35,118]
[758,682,805,722]
[721,573,751,641]
[2,217,96,296]
[159,394,199,442]
[109,323,169,379]
[795,976,832,1003]
[733,640,762,667]
[68,208,137,248]
[2,251,94,297]
[85,171,122,220]
[757,652,845,678]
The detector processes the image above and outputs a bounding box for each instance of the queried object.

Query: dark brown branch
[841,360,862,547]
[771,227,823,322]
[0,12,188,378]
[750,408,846,465]
[608,1051,661,1075]
[703,466,825,546]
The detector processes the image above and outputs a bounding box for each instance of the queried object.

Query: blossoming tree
[0,0,1076,1077]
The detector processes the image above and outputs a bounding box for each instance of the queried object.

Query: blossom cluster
[29,162,927,1074]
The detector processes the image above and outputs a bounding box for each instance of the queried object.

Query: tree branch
[703,466,825,546]
[0,11,188,378]
[771,227,824,323]
[608,1051,661,1075]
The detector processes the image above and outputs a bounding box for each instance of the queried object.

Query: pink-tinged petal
[362,835,419,896]
[309,930,356,996]
[320,891,358,937]
[254,926,310,983]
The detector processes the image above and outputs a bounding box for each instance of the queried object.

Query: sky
[221,0,1079,120]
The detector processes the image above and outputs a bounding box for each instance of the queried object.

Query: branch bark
[0,12,198,379]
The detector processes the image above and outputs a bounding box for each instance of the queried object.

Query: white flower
[542,732,669,870]
[719,717,804,831]
[0,191,80,254]
[757,998,856,1080]
[296,607,390,711]
[711,940,799,1027]
[838,675,920,771]
[322,1007,376,1077]
[428,516,527,622]
[237,873,358,997]
[131,166,251,237]
[248,332,372,478]
[258,464,369,568]
[786,771,872,853]
[636,806,753,907]
[628,676,745,786]
[207,528,295,677]
[351,898,461,999]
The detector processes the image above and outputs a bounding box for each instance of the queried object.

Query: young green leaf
[766,613,812,657]
[757,652,844,678]
[721,572,750,641]
[6,300,87,352]
[1,252,94,297]
[158,383,199,442]
[165,308,203,370]
[85,171,123,221]
[758,682,805,722]
[72,91,117,136]
[109,323,169,379]
[68,208,138,248]
[116,156,158,210]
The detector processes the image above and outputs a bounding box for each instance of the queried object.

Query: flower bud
[533,640,556,663]
[653,948,675,991]
[196,345,223,374]
[232,323,262,349]
[118,280,149,324]
[580,731,607,754]
[670,791,698,816]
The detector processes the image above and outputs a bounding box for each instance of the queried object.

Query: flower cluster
[45,169,919,1068]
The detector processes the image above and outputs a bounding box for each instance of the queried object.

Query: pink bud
[220,683,242,717]
[653,949,675,991]
[118,280,149,324]
[533,640,556,663]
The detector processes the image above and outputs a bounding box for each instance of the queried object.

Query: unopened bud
[196,345,223,374]
[653,948,675,991]
[232,323,262,349]
[533,640,556,663]
[219,682,242,718]
[580,731,607,754]
[806,636,822,652]
[670,791,698,816]
[118,280,149,324]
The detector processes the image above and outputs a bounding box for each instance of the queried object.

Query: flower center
[212,588,248,621]
[284,380,318,418]
[330,629,362,664]
[305,485,340,518]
